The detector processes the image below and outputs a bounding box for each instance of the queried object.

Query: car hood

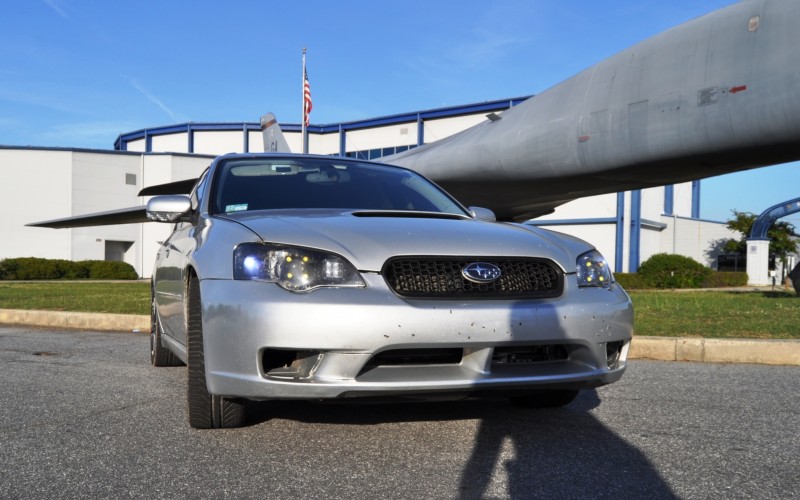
[217,210,592,272]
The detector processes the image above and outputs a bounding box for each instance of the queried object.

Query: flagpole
[301,48,308,154]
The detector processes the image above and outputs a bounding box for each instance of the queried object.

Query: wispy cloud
[449,29,530,68]
[128,79,183,122]
[404,27,529,79]
[43,0,69,19]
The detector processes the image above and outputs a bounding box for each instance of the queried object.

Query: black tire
[509,389,580,409]
[187,276,247,429]
[150,285,183,367]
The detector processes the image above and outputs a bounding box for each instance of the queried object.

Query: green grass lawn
[0,282,798,339]
[629,290,800,339]
[0,281,150,315]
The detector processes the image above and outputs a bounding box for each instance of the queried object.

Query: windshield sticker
[225,203,248,213]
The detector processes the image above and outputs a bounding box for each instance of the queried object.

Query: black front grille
[382,257,563,299]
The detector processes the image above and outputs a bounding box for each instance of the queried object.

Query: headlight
[233,243,365,292]
[576,250,613,288]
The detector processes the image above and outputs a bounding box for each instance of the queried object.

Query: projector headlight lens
[234,243,365,292]
[576,250,613,288]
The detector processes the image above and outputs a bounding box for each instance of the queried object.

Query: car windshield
[210,157,469,216]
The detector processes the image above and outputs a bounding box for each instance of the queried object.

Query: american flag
[303,69,312,126]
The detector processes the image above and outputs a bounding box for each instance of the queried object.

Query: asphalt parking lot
[1,326,798,499]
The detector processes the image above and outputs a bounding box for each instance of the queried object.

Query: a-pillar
[745,239,770,285]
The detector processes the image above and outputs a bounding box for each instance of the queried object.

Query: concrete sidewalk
[1,307,799,366]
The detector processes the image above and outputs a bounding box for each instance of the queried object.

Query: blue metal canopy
[749,197,800,240]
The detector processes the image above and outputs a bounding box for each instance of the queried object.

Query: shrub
[0,257,138,280]
[702,271,748,288]
[0,257,71,280]
[85,260,138,280]
[637,253,711,289]
[613,273,647,290]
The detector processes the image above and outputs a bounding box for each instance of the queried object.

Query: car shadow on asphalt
[245,390,677,498]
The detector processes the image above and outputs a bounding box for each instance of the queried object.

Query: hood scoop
[350,210,469,220]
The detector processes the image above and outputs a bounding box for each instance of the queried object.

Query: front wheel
[186,276,247,429]
[509,389,580,409]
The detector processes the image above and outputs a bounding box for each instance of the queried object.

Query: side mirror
[469,206,496,222]
[146,195,192,223]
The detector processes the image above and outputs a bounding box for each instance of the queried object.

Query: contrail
[129,79,181,122]
[43,0,69,19]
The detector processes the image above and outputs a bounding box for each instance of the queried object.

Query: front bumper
[200,274,633,400]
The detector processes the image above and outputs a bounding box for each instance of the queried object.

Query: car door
[154,169,209,347]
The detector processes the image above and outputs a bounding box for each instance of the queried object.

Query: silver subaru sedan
[147,153,633,428]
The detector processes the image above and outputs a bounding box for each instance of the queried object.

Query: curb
[629,336,800,366]
[1,308,799,366]
[0,309,149,333]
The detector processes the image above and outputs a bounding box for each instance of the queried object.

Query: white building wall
[193,131,243,155]
[424,115,487,142]
[672,182,695,217]
[640,186,664,220]
[71,152,142,267]
[285,131,303,153]
[309,133,341,155]
[168,153,212,181]
[659,216,738,267]
[0,149,73,260]
[640,225,665,268]
[346,123,417,152]
[152,133,189,154]
[247,131,264,153]
[126,138,146,152]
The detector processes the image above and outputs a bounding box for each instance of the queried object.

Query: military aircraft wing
[138,178,198,196]
[27,205,148,229]
[27,174,200,228]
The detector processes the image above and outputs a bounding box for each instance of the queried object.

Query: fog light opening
[606,341,624,369]
[262,349,321,379]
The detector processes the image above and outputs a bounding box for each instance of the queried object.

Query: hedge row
[700,271,749,288]
[615,271,748,289]
[614,253,748,289]
[613,273,647,290]
[0,257,138,280]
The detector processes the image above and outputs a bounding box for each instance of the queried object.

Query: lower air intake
[492,345,569,365]
[359,348,463,375]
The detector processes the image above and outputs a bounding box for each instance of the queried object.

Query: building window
[345,144,417,161]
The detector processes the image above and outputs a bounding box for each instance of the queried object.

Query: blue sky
[1,0,797,224]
